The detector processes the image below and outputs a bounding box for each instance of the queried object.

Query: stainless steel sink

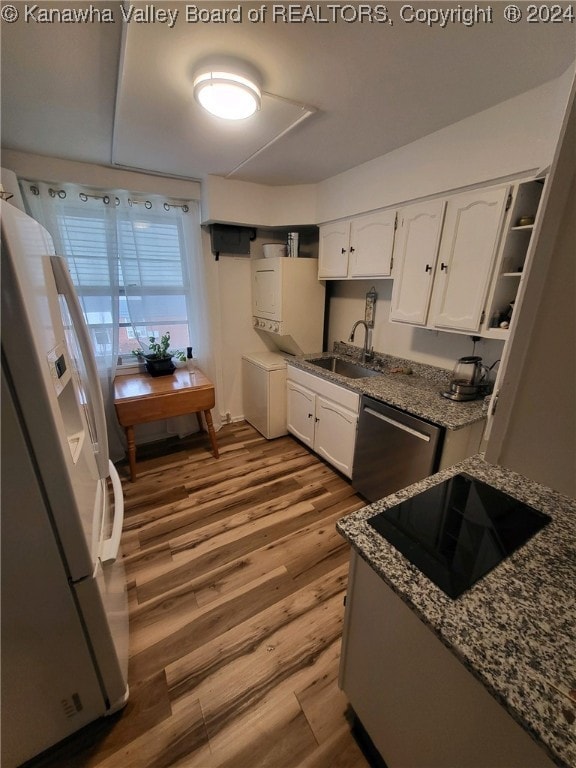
[307,356,381,379]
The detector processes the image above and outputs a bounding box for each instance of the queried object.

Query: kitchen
[1,4,575,768]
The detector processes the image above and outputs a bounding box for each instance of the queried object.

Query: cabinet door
[430,187,509,332]
[349,210,396,278]
[390,200,446,325]
[318,222,350,279]
[314,396,358,478]
[340,552,557,768]
[252,260,280,319]
[286,381,315,448]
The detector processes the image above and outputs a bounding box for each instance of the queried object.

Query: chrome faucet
[349,320,374,363]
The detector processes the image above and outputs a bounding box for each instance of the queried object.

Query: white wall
[316,68,573,222]
[208,226,322,421]
[493,176,575,495]
[200,66,574,230]
[1,149,201,200]
[327,279,504,373]
[485,75,576,497]
[212,230,312,421]
[201,174,317,227]
[215,255,269,422]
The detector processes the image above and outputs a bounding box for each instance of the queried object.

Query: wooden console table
[113,367,219,482]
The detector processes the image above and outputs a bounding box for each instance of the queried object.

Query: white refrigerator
[1,202,129,767]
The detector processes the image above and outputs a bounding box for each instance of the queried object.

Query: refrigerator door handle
[50,256,109,479]
[100,460,125,564]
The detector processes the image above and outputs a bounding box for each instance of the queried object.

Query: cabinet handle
[440,262,448,272]
[315,417,320,423]
[349,246,355,253]
[341,247,347,254]
[425,264,432,273]
[308,413,313,419]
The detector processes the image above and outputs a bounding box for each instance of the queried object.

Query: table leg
[196,411,204,432]
[203,409,219,459]
[126,424,137,482]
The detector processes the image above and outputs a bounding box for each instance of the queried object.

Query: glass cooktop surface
[367,473,551,598]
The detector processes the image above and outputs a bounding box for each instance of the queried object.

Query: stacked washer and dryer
[242,256,325,439]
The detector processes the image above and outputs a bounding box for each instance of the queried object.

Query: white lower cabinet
[313,395,358,475]
[286,366,359,478]
[340,550,556,768]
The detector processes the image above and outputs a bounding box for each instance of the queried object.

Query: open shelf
[483,177,545,337]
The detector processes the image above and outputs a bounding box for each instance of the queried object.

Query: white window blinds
[54,201,193,359]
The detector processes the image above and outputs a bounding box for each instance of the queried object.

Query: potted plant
[132,332,185,377]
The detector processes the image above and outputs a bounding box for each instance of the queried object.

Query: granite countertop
[336,455,576,768]
[286,342,486,430]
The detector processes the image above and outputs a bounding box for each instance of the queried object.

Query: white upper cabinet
[390,199,446,325]
[348,210,397,277]
[389,179,547,337]
[429,186,509,332]
[318,209,396,279]
[318,220,350,278]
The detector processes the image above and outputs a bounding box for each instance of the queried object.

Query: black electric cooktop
[367,473,551,598]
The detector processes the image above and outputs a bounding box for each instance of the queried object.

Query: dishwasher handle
[363,406,431,442]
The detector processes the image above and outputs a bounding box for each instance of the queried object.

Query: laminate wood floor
[27,422,373,768]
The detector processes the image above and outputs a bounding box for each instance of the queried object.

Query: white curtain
[20,181,221,462]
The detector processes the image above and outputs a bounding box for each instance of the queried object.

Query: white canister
[263,243,286,258]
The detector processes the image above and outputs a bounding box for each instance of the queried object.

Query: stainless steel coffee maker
[442,356,489,401]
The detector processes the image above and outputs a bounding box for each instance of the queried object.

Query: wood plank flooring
[27,422,373,768]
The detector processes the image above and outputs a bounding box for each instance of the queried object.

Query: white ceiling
[2,1,575,186]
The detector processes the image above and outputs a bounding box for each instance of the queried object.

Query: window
[56,207,193,363]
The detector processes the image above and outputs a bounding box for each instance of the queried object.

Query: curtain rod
[26,182,191,211]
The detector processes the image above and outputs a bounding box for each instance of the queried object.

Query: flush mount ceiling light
[193,64,262,121]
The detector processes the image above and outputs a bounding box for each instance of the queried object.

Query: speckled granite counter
[286,343,486,431]
[336,455,576,768]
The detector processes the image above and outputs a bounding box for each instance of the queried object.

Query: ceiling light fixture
[193,65,262,121]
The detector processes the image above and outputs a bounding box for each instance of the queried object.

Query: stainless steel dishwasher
[352,395,443,502]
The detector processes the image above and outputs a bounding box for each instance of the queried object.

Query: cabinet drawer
[287,365,360,412]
